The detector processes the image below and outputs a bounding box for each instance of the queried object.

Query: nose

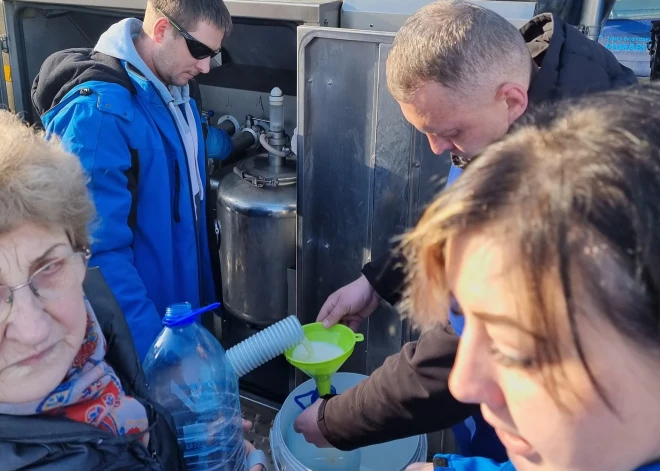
[449,326,505,408]
[427,135,454,155]
[4,287,50,346]
[196,57,211,74]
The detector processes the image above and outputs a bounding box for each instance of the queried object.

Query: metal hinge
[1,36,8,54]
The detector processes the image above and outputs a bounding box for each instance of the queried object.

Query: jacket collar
[521,13,565,105]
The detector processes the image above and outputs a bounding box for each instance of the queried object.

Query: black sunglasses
[157,8,220,60]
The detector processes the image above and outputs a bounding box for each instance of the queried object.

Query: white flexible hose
[259,132,289,157]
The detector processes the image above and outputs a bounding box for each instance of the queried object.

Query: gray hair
[146,0,233,35]
[386,0,532,102]
[0,110,95,248]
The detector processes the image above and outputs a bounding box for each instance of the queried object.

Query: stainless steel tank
[216,88,297,326]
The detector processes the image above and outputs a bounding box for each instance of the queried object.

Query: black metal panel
[299,33,379,373]
[365,42,413,374]
[297,27,453,382]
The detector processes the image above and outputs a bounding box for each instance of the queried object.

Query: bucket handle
[293,390,316,411]
[293,385,337,411]
[354,333,364,342]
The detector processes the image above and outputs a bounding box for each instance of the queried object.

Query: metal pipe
[216,120,236,135]
[579,0,606,41]
[220,131,259,167]
[232,130,258,154]
[215,115,241,136]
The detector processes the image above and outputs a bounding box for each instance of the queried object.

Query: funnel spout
[315,375,333,397]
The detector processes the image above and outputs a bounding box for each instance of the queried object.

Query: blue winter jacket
[32,20,216,359]
[444,165,507,462]
[431,454,660,471]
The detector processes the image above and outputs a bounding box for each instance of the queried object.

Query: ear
[152,16,171,44]
[496,83,529,125]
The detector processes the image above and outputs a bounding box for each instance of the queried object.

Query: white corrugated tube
[225,316,305,377]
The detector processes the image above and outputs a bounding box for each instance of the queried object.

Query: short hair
[401,83,660,407]
[386,0,532,102]
[145,0,233,36]
[0,110,95,249]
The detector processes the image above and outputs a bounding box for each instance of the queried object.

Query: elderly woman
[0,110,263,471]
[0,109,185,469]
[403,84,660,471]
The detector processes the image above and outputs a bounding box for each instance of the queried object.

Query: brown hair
[145,0,233,36]
[386,0,532,103]
[0,110,95,248]
[401,84,660,407]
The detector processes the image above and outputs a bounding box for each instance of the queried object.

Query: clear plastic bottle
[143,302,246,471]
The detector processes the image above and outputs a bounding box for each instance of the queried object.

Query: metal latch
[233,166,296,188]
[1,36,9,54]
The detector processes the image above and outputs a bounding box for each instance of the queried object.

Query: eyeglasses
[0,249,91,323]
[156,8,221,60]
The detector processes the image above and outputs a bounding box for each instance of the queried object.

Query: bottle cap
[163,302,222,327]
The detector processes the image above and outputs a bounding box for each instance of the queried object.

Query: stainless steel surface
[234,152,297,187]
[579,0,606,40]
[296,26,450,380]
[217,154,297,326]
[11,0,341,25]
[226,0,341,26]
[340,0,537,32]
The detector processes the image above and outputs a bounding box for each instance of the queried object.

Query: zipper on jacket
[149,83,204,306]
[173,160,181,223]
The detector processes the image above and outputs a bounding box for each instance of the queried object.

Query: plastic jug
[143,302,245,471]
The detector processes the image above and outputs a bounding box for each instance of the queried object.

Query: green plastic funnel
[284,322,364,396]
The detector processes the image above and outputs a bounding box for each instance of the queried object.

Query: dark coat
[0,268,186,470]
[321,13,638,451]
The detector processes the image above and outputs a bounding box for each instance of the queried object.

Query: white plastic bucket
[270,373,428,471]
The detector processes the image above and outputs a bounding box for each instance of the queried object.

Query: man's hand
[317,275,380,331]
[242,420,265,471]
[292,399,332,447]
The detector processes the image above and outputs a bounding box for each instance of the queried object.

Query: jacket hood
[94,18,189,106]
[521,13,637,104]
[31,19,191,117]
[31,48,135,116]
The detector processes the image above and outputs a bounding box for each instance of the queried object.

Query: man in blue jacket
[31,0,228,359]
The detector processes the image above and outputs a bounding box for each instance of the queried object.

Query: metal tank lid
[234,154,297,188]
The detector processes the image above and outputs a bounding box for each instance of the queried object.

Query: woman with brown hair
[403,84,660,471]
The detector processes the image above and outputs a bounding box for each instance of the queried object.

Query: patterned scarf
[0,300,150,445]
